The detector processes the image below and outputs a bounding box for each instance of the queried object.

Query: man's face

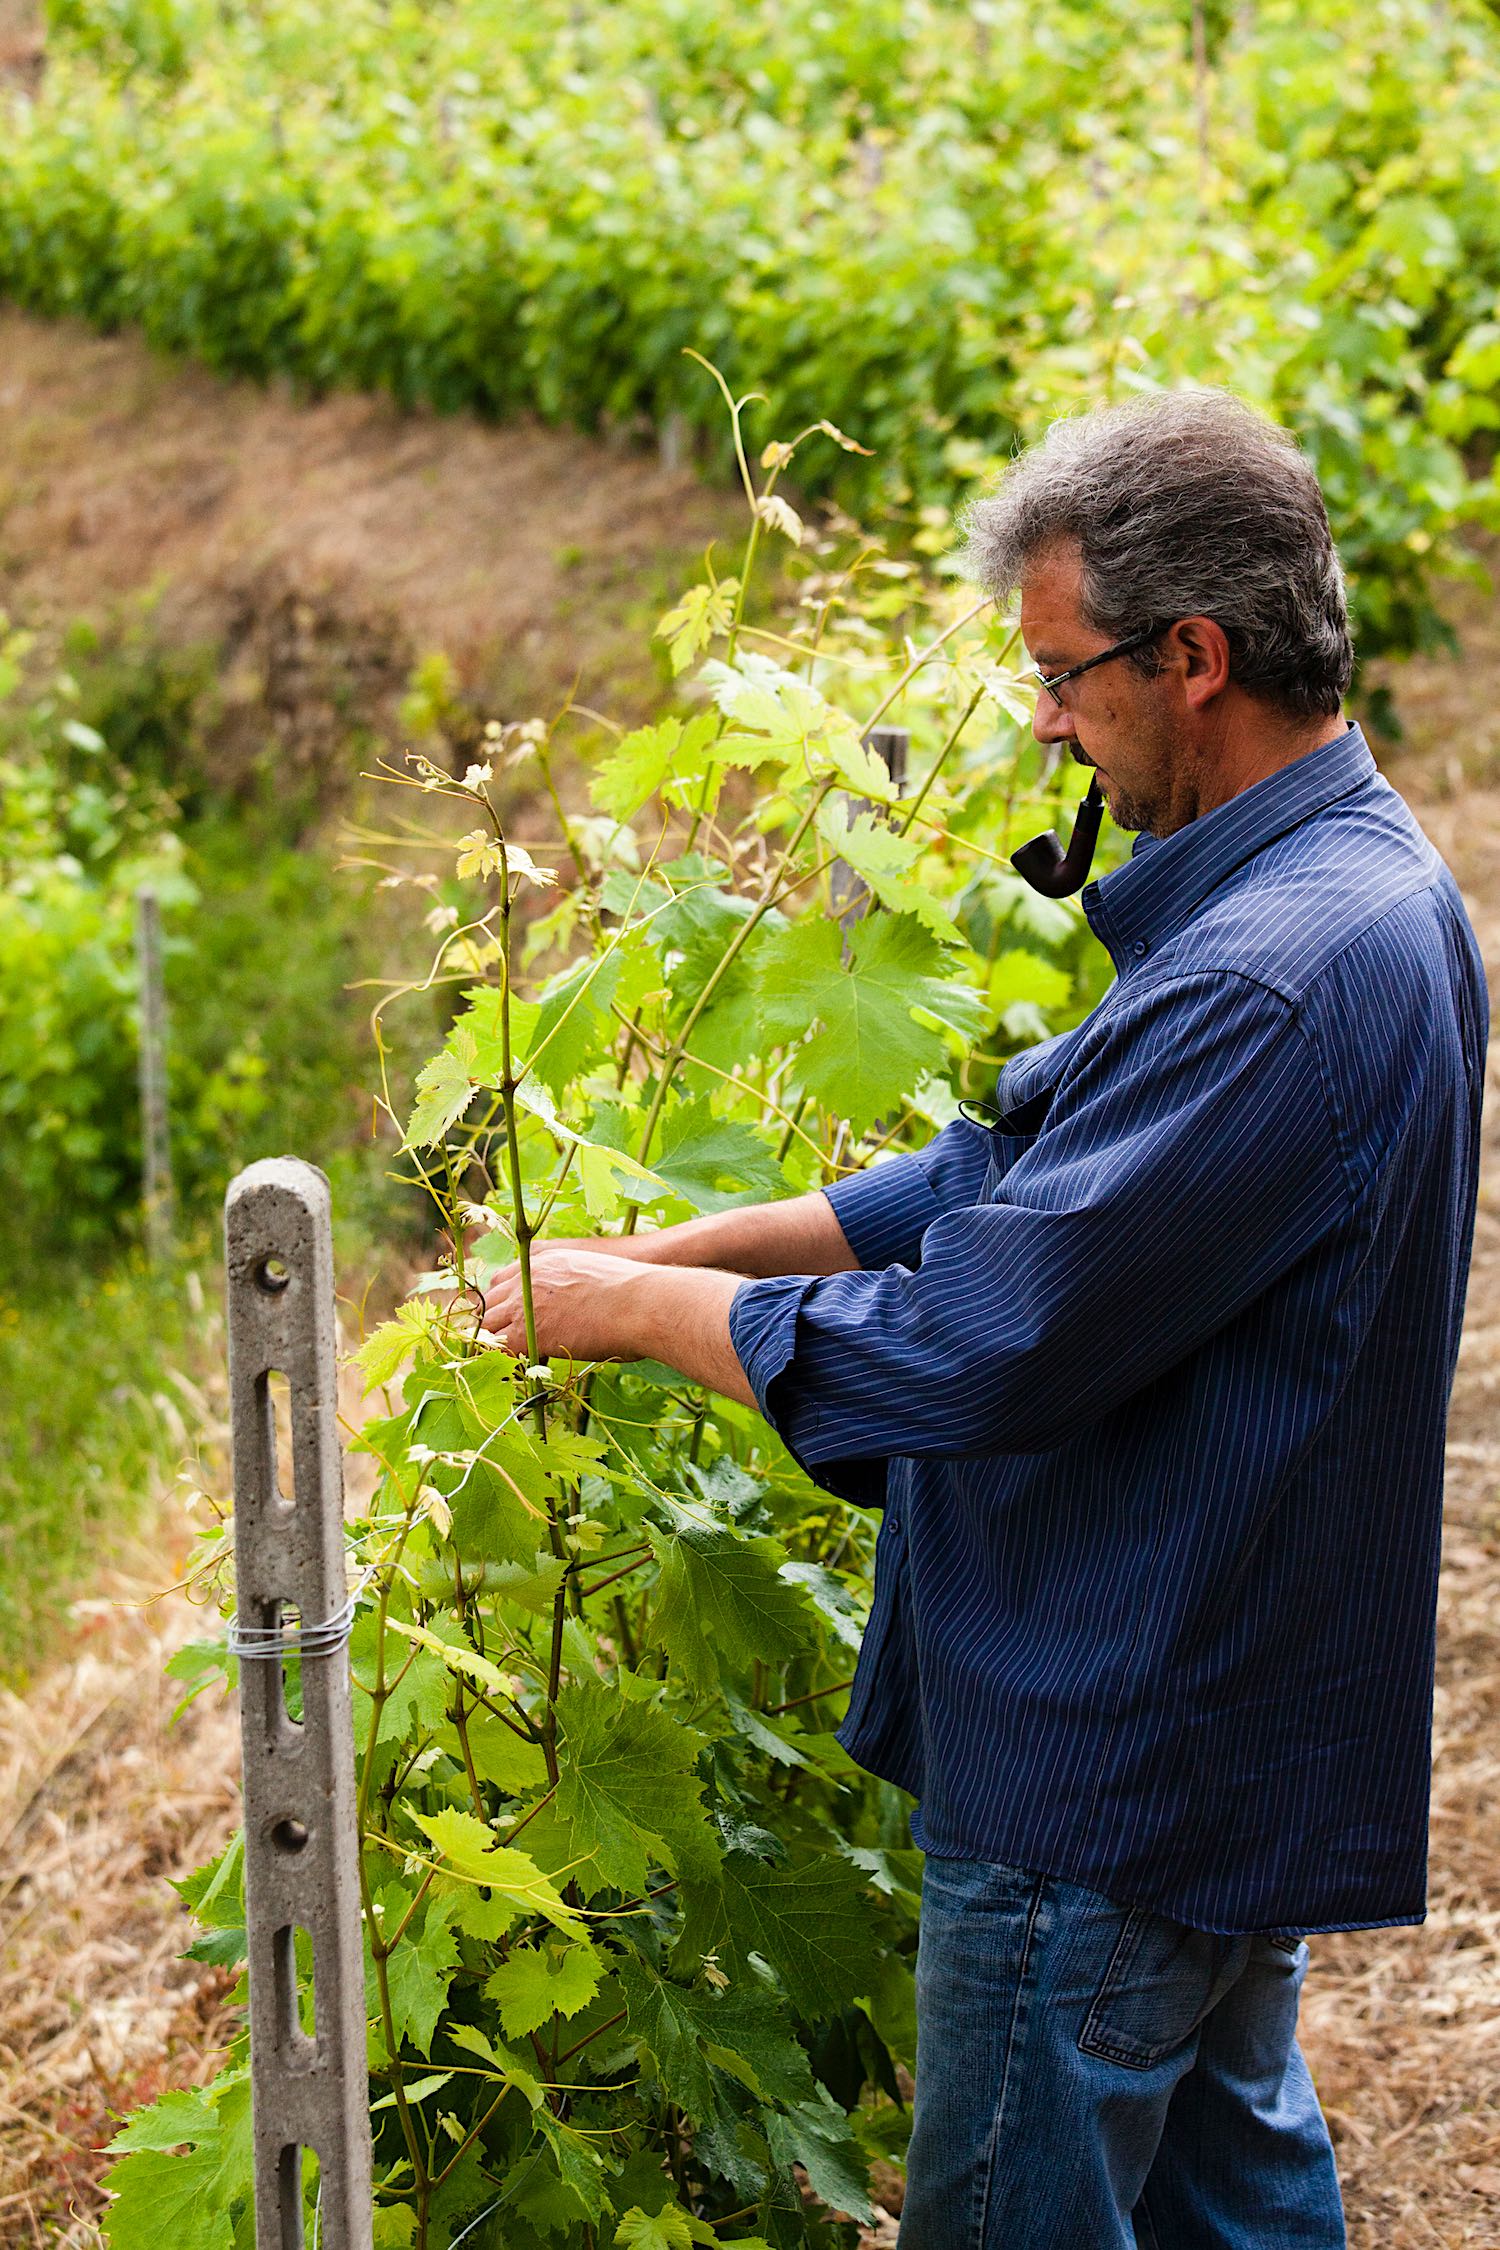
[1019,541,1186,836]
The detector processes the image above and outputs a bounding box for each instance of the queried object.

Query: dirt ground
[0,309,744,789]
[0,314,1497,2244]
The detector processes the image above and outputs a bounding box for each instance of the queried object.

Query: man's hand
[480,1245,756,1407]
[480,1246,663,1360]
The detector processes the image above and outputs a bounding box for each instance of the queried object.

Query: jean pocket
[1078,1908,1251,2071]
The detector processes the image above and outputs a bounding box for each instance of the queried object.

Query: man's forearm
[593,1190,859,1279]
[620,1265,757,1407]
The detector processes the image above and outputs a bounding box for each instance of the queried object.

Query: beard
[1101,779,1159,834]
[1071,708,1190,838]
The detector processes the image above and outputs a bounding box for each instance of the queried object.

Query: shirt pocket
[1077,1907,1251,2070]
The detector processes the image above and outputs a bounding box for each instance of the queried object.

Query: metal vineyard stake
[135,885,175,1263]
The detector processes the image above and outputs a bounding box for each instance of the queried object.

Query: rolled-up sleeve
[729,972,1350,1487]
[822,1114,995,1270]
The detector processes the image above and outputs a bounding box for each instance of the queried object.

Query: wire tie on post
[226,1589,360,1662]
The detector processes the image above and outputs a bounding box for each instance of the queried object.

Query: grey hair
[961,389,1353,719]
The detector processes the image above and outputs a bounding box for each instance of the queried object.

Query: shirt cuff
[729,1273,888,1511]
[824,1152,942,1271]
[729,1272,813,1428]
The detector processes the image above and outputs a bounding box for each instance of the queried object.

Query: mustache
[1068,746,1096,768]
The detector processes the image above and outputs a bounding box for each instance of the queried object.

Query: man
[482,391,1486,2247]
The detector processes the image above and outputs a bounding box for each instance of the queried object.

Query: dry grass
[0,1567,241,2246]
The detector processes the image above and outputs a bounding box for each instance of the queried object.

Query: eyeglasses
[1028,624,1162,706]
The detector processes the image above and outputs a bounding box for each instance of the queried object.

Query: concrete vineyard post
[224,1158,372,2250]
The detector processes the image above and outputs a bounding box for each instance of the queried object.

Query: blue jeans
[900,1857,1346,2250]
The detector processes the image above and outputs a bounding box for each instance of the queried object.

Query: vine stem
[765,1677,856,1716]
[628,774,837,1183]
[485,824,571,1788]
[862,595,993,735]
[897,680,989,836]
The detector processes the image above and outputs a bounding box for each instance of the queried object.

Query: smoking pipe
[1010,774,1106,897]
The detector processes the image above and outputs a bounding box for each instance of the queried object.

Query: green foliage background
[0,620,420,1668]
[3,0,1500,662]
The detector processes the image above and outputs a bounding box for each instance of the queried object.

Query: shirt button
[1131,939,1149,958]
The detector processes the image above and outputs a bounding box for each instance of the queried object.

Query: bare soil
[0,314,1496,2244]
[0,309,743,796]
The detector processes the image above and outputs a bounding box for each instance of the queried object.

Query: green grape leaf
[655,581,738,676]
[527,941,635,1096]
[614,2204,717,2250]
[454,986,540,1083]
[372,2209,417,2248]
[648,1507,816,1689]
[356,1617,450,1748]
[815,799,959,940]
[447,2021,546,2107]
[369,2070,452,2114]
[483,1937,604,2038]
[765,2094,874,2224]
[383,1895,461,2054]
[487,1549,569,1615]
[446,1451,551,1567]
[606,2148,678,2219]
[404,1027,482,1149]
[820,729,904,804]
[106,2088,218,2154]
[527,2109,612,2224]
[648,1097,788,1213]
[172,1832,244,1931]
[591,712,719,817]
[755,914,980,1133]
[721,1689,811,1771]
[713,674,838,779]
[521,1684,719,1895]
[354,1300,446,1390]
[699,1986,819,2108]
[988,942,1072,1041]
[864,1947,919,2068]
[678,1853,881,2015]
[103,2145,234,2250]
[436,1877,515,1943]
[617,1955,817,2128]
[614,1955,717,2122]
[466,1713,550,1795]
[514,1079,668,1219]
[372,2208,417,2248]
[777,1561,867,1653]
[385,1615,507,1696]
[410,1810,586,1934]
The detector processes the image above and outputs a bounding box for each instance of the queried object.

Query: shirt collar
[1083,723,1376,970]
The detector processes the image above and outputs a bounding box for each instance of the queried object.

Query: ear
[1163,615,1231,708]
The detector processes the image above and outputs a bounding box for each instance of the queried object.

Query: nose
[1032,689,1077,747]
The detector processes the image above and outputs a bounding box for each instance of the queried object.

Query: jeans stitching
[971,1876,1048,2250]
[1078,1908,1150,2064]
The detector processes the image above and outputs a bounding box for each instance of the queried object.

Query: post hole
[273,1921,317,2060]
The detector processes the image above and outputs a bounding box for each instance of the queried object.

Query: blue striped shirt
[728,727,1486,1935]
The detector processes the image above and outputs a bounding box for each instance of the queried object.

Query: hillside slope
[0,308,743,782]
